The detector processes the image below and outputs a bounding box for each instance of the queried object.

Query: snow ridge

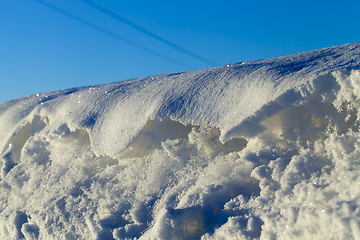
[1,43,360,239]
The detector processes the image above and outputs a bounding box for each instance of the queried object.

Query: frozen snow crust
[1,43,360,239]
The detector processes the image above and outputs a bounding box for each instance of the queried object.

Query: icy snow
[1,43,360,239]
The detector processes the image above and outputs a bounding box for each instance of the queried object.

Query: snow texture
[1,43,360,239]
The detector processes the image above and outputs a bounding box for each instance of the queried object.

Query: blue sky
[1,0,359,103]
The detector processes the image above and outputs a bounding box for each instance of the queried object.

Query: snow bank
[1,43,360,239]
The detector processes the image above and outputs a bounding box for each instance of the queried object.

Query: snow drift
[1,43,360,239]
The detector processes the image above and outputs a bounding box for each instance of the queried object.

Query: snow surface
[1,43,360,239]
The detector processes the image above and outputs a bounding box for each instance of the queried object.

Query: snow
[1,43,360,239]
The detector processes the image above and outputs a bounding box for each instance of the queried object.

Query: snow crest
[1,43,360,239]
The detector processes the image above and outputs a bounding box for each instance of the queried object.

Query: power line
[80,0,218,67]
[32,0,195,70]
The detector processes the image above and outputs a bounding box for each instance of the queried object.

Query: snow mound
[1,43,360,239]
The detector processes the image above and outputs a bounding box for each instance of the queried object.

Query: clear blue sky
[1,0,359,103]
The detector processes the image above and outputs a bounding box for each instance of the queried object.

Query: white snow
[1,43,360,239]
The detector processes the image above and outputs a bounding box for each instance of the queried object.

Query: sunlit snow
[1,43,360,239]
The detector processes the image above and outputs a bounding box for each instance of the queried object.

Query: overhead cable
[32,0,195,70]
[80,0,218,67]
